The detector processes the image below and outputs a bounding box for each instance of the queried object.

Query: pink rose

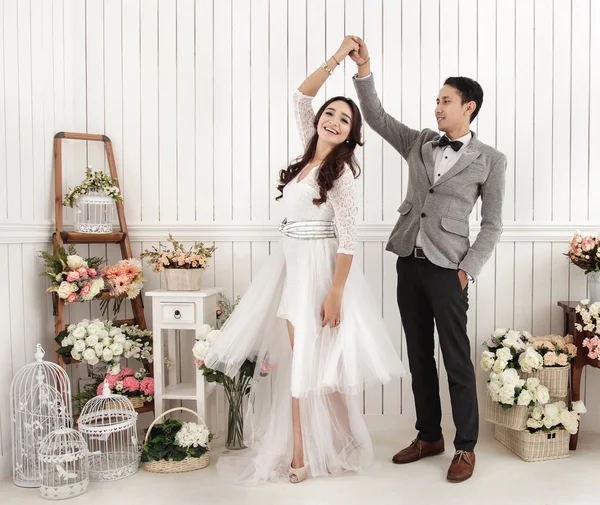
[544,351,557,366]
[105,374,120,389]
[140,377,154,395]
[87,268,97,277]
[66,271,80,282]
[122,377,140,392]
[120,367,134,377]
[67,292,77,303]
[80,283,91,296]
[556,354,569,366]
[194,358,204,368]
[77,266,88,277]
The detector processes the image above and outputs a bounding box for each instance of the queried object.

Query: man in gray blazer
[350,37,506,483]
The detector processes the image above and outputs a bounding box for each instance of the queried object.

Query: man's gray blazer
[353,74,506,280]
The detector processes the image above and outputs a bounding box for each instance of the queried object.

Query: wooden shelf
[60,231,126,244]
[98,291,128,301]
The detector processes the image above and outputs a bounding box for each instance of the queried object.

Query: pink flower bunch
[103,258,144,299]
[96,368,153,400]
[52,256,105,303]
[582,336,600,360]
[140,376,154,395]
[567,231,600,273]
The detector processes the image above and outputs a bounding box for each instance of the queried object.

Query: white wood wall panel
[1,0,599,479]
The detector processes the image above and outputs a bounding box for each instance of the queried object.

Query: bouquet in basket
[487,370,550,410]
[526,400,587,435]
[525,334,577,367]
[481,328,544,374]
[97,367,154,403]
[141,417,213,464]
[40,243,105,303]
[141,234,216,272]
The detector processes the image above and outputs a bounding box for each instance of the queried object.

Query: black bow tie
[437,135,463,152]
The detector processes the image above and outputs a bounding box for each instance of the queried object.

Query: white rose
[109,327,122,337]
[86,325,100,336]
[72,326,87,340]
[78,319,90,328]
[492,359,508,373]
[535,386,550,405]
[206,329,221,343]
[572,401,587,415]
[123,340,133,351]
[87,356,99,366]
[564,420,579,435]
[109,364,121,375]
[521,331,533,341]
[526,377,541,390]
[73,340,86,353]
[57,281,76,299]
[98,329,109,340]
[480,351,495,371]
[526,418,544,429]
[518,347,543,373]
[197,324,212,339]
[543,416,559,429]
[82,348,97,362]
[498,385,516,405]
[544,403,560,419]
[61,336,75,347]
[496,347,513,362]
[531,406,544,421]
[102,348,114,362]
[71,351,82,361]
[501,368,520,387]
[493,328,508,338]
[66,255,85,269]
[113,334,126,345]
[517,389,534,406]
[506,330,522,341]
[488,380,502,396]
[67,324,76,332]
[193,340,209,360]
[94,343,104,357]
[110,343,124,356]
[85,335,99,347]
[558,407,571,425]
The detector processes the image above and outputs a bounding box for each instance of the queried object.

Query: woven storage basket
[518,364,570,398]
[494,425,570,462]
[485,394,530,430]
[142,407,209,473]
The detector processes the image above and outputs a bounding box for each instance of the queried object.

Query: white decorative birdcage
[74,193,114,233]
[77,381,139,481]
[10,345,72,488]
[38,428,90,500]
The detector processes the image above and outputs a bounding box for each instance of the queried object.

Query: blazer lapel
[432,132,482,188]
[421,141,436,185]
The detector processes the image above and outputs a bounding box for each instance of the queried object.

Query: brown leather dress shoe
[392,436,445,464]
[447,450,475,483]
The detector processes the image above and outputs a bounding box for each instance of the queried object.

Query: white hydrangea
[175,422,210,448]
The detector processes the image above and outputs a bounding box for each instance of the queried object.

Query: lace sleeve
[329,167,357,255]
[293,90,316,148]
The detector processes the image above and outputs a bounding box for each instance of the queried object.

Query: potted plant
[566,231,600,303]
[141,234,216,291]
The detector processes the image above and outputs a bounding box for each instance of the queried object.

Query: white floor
[2,425,599,505]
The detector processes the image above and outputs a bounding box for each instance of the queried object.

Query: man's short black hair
[444,77,484,123]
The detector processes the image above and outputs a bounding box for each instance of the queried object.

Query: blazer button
[429,188,434,193]
[421,212,426,218]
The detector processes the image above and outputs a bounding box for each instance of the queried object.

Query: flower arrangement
[582,336,600,360]
[575,299,600,361]
[40,244,105,303]
[96,367,154,402]
[525,334,577,367]
[103,258,145,299]
[487,370,550,410]
[481,328,543,373]
[141,417,213,463]
[55,319,153,375]
[526,400,587,435]
[62,166,122,208]
[566,231,599,274]
[140,234,216,272]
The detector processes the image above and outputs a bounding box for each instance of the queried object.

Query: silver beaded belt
[279,218,337,239]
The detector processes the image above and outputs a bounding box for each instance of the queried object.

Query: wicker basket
[142,407,210,473]
[494,425,570,462]
[485,394,530,430]
[518,364,570,398]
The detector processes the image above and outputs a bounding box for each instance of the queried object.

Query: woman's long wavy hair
[276,96,363,206]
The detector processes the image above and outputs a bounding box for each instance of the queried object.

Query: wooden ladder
[52,133,151,413]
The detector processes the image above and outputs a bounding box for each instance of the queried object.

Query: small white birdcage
[74,193,114,233]
[77,381,139,481]
[38,428,90,500]
[10,345,72,488]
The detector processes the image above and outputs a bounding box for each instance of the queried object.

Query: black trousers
[396,254,478,451]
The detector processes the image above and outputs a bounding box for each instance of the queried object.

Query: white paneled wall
[1,0,599,479]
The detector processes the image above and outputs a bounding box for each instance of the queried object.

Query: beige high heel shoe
[288,465,308,483]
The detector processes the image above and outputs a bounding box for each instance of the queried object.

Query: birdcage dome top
[77,381,138,432]
[39,428,88,462]
[10,345,71,393]
[76,193,115,205]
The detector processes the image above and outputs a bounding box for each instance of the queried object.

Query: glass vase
[223,374,251,450]
[587,271,600,304]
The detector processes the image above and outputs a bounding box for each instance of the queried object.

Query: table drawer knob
[174,310,181,319]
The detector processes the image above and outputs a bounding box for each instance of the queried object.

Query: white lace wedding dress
[204,91,405,485]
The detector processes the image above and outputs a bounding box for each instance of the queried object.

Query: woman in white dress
[205,36,405,485]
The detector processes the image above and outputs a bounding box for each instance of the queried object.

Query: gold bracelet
[331,54,340,66]
[321,61,334,75]
[358,57,370,67]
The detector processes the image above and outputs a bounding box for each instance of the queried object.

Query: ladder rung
[61,231,126,244]
[98,291,128,301]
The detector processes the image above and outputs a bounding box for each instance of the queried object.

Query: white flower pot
[164,269,203,291]
[587,271,600,304]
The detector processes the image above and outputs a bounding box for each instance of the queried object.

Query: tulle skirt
[204,236,406,485]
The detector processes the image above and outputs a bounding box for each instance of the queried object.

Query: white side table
[146,288,223,429]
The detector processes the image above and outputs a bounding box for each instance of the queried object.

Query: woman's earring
[345,139,350,143]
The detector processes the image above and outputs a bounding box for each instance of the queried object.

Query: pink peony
[122,376,140,392]
[80,282,91,296]
[88,268,97,277]
[140,377,154,395]
[120,367,134,377]
[105,373,120,389]
[66,271,80,282]
[67,292,77,303]
[77,266,88,276]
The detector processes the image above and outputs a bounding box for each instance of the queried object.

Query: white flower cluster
[487,369,550,407]
[61,319,153,374]
[174,421,210,448]
[575,299,600,335]
[192,324,221,363]
[481,329,544,374]
[527,400,587,435]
